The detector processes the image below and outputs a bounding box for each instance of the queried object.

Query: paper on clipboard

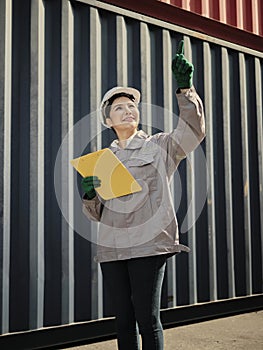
[70,148,142,200]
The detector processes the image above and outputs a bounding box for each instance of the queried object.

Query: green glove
[172,40,194,89]
[81,176,101,200]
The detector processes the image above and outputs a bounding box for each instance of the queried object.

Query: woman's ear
[105,117,113,128]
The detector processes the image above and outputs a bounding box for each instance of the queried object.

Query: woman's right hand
[81,176,101,199]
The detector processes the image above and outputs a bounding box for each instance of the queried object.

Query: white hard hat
[100,86,141,127]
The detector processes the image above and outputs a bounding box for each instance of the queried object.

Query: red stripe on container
[159,0,262,37]
[259,0,263,36]
[167,0,182,7]
[193,0,202,15]
[226,0,237,27]
[209,0,220,21]
[243,0,253,32]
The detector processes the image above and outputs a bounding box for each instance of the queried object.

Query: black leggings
[100,254,167,350]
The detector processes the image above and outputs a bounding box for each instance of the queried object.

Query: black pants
[100,254,167,350]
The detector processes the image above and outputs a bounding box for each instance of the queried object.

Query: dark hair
[105,92,135,118]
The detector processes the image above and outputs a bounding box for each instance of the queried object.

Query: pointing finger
[176,40,184,55]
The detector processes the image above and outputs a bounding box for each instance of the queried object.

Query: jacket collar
[110,130,148,152]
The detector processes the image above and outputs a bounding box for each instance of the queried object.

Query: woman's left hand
[172,40,194,89]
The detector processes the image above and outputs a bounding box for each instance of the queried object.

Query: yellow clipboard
[70,148,142,200]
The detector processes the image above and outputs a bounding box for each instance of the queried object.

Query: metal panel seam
[162,29,177,307]
[221,47,236,298]
[61,0,75,324]
[239,53,253,295]
[203,41,218,301]
[116,15,128,86]
[2,0,12,335]
[183,36,197,304]
[89,6,103,319]
[254,58,263,284]
[29,0,45,330]
[140,22,152,135]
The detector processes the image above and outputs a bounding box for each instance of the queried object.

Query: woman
[81,41,205,350]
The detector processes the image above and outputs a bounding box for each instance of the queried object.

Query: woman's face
[106,96,140,133]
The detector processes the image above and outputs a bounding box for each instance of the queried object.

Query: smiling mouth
[123,116,135,122]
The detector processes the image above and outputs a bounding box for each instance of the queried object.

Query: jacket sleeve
[156,86,205,175]
[82,195,102,222]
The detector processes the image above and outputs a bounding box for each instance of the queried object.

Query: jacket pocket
[127,154,157,191]
[128,154,155,167]
[104,179,149,213]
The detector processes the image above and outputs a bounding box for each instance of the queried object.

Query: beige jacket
[83,87,205,263]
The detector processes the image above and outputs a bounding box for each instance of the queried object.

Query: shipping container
[0,0,262,348]
[101,0,263,52]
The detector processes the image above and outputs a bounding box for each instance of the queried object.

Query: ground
[63,310,263,350]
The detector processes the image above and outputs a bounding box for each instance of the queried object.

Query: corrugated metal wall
[161,0,263,36]
[0,0,262,339]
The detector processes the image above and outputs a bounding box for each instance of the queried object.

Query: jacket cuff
[82,194,100,205]
[176,86,195,95]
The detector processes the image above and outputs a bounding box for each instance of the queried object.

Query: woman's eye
[129,105,135,109]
